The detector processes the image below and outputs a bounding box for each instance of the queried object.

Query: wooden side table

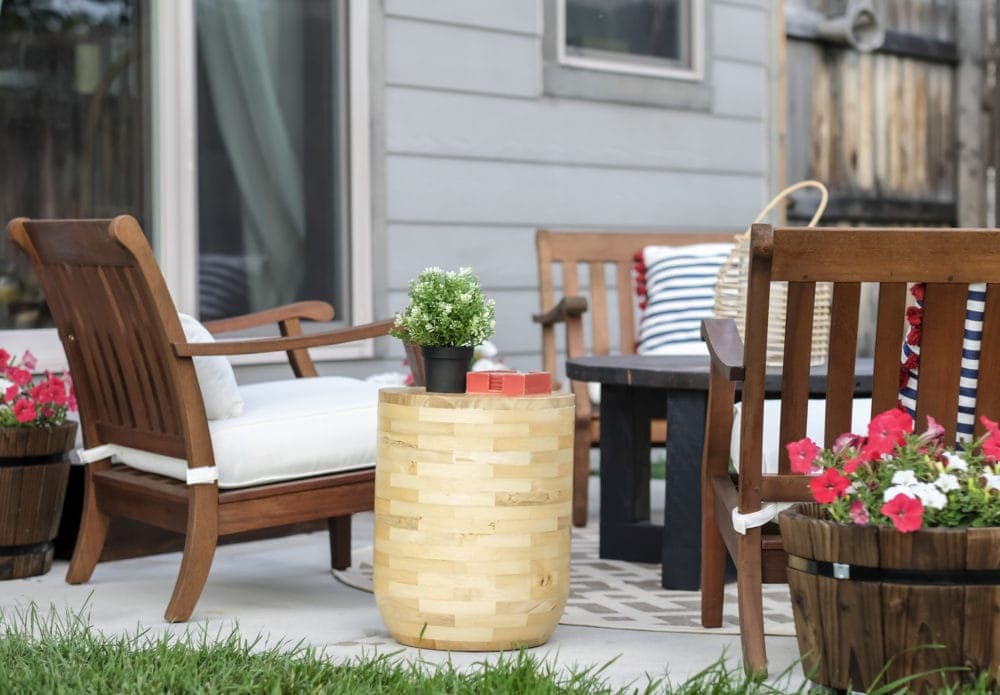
[373,387,574,651]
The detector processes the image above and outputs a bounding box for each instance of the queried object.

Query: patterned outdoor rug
[333,524,795,636]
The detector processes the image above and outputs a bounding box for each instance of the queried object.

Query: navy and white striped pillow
[636,243,731,355]
[899,283,984,441]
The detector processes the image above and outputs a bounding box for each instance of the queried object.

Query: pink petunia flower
[5,367,31,387]
[809,468,850,504]
[866,408,913,457]
[0,349,9,370]
[4,385,19,403]
[21,350,37,370]
[13,398,36,424]
[850,500,869,525]
[880,493,925,533]
[786,437,821,474]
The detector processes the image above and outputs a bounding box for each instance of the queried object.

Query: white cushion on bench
[732,398,873,474]
[111,376,380,488]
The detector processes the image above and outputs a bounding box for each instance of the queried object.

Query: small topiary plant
[390,267,495,347]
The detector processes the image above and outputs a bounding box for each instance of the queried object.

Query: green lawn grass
[1,605,994,694]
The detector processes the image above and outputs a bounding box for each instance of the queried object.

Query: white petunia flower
[891,470,918,486]
[985,474,1000,492]
[912,483,947,510]
[943,452,968,471]
[934,473,959,492]
[883,486,917,503]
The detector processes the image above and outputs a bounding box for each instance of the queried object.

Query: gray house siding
[238,0,775,383]
[380,0,773,376]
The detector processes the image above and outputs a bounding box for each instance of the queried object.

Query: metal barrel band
[789,554,1000,585]
[0,452,66,468]
[0,541,53,557]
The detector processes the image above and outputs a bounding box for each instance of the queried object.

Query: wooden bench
[533,229,735,527]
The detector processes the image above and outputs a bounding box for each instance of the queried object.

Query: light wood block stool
[374,387,574,651]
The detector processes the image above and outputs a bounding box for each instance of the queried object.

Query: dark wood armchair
[534,229,733,526]
[9,216,393,622]
[700,224,1000,673]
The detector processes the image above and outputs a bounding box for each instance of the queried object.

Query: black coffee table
[565,354,873,590]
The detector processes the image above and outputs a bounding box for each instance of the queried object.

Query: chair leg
[700,477,727,628]
[737,528,767,676]
[572,418,590,527]
[328,515,351,570]
[164,485,219,623]
[66,464,110,584]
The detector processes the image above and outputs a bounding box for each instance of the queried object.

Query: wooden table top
[566,355,875,395]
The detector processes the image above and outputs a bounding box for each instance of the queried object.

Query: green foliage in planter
[390,267,495,347]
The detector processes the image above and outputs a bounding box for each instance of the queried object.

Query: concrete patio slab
[0,478,805,691]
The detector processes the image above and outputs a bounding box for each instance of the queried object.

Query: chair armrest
[532,296,588,327]
[173,319,394,357]
[701,318,745,381]
[201,301,335,334]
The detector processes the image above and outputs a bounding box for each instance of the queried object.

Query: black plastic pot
[421,345,473,393]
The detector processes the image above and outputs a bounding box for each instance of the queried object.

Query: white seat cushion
[732,398,873,474]
[113,376,380,488]
[178,313,244,420]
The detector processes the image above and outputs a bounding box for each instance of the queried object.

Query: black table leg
[598,384,663,562]
[662,389,707,590]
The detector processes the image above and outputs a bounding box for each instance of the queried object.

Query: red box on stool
[466,371,552,395]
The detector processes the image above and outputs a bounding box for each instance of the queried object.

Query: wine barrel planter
[0,423,77,580]
[779,503,1000,693]
[374,387,574,651]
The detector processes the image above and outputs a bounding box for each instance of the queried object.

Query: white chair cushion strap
[75,444,219,486]
[731,502,795,535]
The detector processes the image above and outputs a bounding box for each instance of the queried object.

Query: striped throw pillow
[636,243,731,355]
[899,282,984,441]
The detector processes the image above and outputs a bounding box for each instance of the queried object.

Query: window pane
[195,0,349,322]
[565,0,690,69]
[0,0,148,329]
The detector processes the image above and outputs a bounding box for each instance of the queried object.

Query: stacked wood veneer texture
[374,387,574,650]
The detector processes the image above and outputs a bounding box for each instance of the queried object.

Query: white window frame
[3,0,375,373]
[557,0,704,82]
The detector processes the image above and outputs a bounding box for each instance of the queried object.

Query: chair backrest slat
[9,217,203,462]
[824,282,861,445]
[778,281,816,473]
[535,229,734,364]
[914,283,968,441]
[616,261,636,355]
[744,225,1000,507]
[588,262,609,355]
[871,282,908,415]
[975,283,1000,437]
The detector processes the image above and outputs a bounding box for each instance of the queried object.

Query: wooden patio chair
[699,224,1000,673]
[9,215,394,622]
[534,229,733,526]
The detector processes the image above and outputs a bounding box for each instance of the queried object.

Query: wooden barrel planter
[374,387,574,651]
[0,423,77,580]
[779,503,1000,693]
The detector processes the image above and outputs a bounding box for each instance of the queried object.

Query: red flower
[787,437,821,474]
[5,367,31,387]
[984,436,1000,463]
[30,383,50,403]
[881,493,924,533]
[982,416,1000,438]
[13,398,36,424]
[809,468,850,503]
[910,283,925,302]
[45,376,68,406]
[843,455,864,474]
[3,385,18,403]
[866,408,913,457]
[906,306,923,327]
[0,349,9,370]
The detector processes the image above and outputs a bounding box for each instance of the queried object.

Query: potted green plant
[779,409,1000,692]
[391,267,495,393]
[0,348,78,580]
